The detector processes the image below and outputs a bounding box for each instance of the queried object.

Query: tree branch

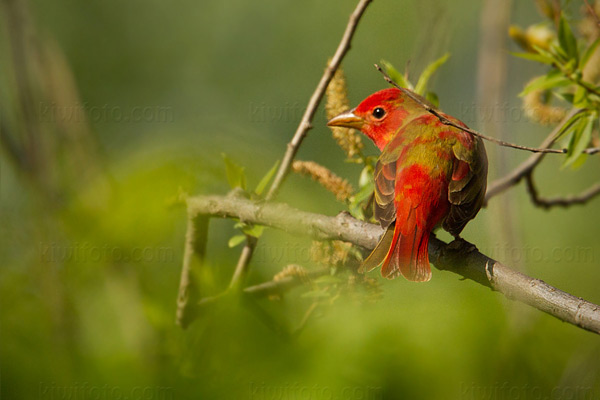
[584,0,600,28]
[185,194,600,335]
[176,214,209,328]
[525,173,600,209]
[484,108,582,203]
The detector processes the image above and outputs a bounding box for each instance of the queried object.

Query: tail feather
[380,211,432,282]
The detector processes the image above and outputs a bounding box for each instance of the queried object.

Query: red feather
[381,165,449,281]
[327,88,488,282]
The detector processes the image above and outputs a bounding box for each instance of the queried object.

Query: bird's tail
[361,212,431,282]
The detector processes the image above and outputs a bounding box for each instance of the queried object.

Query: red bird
[328,88,488,281]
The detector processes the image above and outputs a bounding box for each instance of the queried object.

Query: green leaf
[425,91,440,108]
[254,160,280,195]
[573,85,588,108]
[242,224,265,238]
[351,180,374,204]
[558,12,578,65]
[531,44,562,65]
[570,153,589,169]
[381,60,413,90]
[348,180,374,220]
[563,113,594,168]
[414,53,450,96]
[552,91,574,104]
[582,37,600,68]
[555,111,587,141]
[510,51,554,65]
[222,153,247,190]
[519,70,571,97]
[228,234,246,248]
[358,164,374,188]
[348,204,365,220]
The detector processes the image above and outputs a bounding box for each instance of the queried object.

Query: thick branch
[186,194,600,335]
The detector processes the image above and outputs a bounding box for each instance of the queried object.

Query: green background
[2,0,599,399]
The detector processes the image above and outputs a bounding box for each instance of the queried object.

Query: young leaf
[228,234,246,248]
[555,111,587,141]
[425,92,440,108]
[519,70,571,97]
[358,164,374,188]
[570,153,588,170]
[381,60,413,90]
[242,224,265,238]
[563,113,594,168]
[348,203,365,220]
[255,160,280,195]
[222,153,247,190]
[510,51,554,65]
[573,85,588,108]
[582,37,600,68]
[414,53,450,96]
[558,13,578,65]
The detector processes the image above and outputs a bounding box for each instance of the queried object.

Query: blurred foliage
[512,10,600,167]
[1,1,600,400]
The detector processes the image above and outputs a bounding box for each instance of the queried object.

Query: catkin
[325,66,364,158]
[292,160,354,202]
[522,85,567,125]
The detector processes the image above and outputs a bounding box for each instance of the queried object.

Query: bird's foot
[447,237,477,254]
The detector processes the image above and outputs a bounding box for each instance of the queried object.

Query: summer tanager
[328,88,488,281]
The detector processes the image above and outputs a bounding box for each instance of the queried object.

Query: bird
[327,88,488,281]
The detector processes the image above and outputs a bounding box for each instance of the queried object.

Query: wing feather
[444,135,488,236]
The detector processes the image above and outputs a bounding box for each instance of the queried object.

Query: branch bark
[484,108,582,202]
[185,194,600,335]
[525,173,600,208]
[176,214,209,328]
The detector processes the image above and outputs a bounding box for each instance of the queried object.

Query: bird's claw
[447,237,477,253]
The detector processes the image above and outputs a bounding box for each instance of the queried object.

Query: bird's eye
[372,107,386,119]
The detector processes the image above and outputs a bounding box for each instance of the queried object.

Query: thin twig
[228,235,257,290]
[293,302,320,336]
[584,147,600,155]
[485,108,583,202]
[525,173,600,209]
[375,64,598,155]
[186,194,600,335]
[196,267,330,308]
[584,0,600,28]
[176,214,210,328]
[227,0,373,291]
[266,0,373,200]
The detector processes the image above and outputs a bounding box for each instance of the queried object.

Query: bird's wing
[444,131,488,236]
[372,134,406,229]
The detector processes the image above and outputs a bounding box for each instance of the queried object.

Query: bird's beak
[327,109,364,130]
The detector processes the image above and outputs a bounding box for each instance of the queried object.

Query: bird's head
[327,88,424,150]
